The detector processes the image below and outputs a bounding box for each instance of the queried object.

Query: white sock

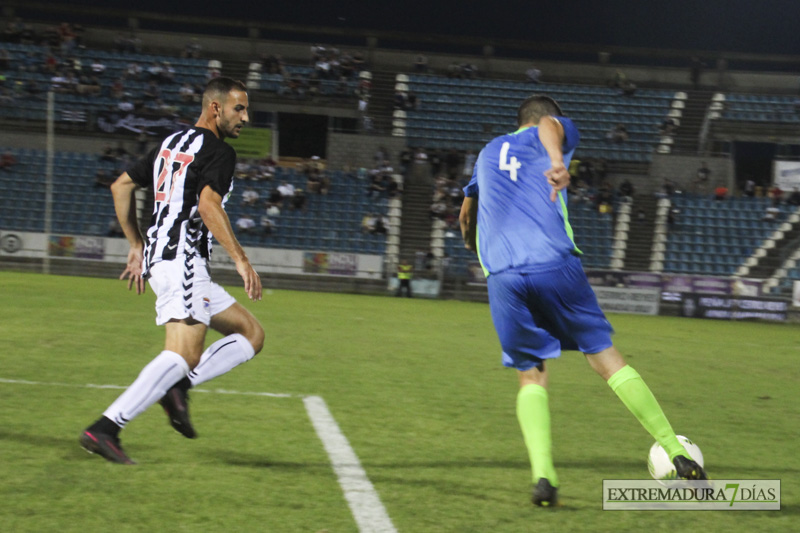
[188,333,256,387]
[103,350,189,428]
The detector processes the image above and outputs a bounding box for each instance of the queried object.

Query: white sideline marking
[1,378,396,533]
[0,378,294,398]
[303,395,397,533]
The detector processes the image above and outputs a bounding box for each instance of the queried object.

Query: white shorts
[148,256,236,326]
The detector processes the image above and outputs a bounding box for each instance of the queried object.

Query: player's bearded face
[218,90,249,139]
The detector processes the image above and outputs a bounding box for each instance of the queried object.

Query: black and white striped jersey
[127,127,237,276]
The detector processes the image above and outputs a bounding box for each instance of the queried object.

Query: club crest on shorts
[203,297,211,315]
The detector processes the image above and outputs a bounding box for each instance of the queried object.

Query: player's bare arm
[459,196,478,252]
[110,172,146,294]
[538,116,570,202]
[197,185,262,301]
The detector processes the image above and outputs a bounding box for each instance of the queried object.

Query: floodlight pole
[43,90,55,275]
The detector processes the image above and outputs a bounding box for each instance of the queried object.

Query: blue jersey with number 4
[464,117,581,276]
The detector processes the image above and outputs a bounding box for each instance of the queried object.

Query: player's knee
[245,321,265,355]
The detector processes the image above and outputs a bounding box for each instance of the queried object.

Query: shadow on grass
[205,449,332,470]
[0,428,80,452]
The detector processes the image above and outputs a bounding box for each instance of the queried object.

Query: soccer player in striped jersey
[80,77,264,464]
[459,95,706,505]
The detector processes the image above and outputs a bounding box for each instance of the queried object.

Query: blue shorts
[487,255,614,371]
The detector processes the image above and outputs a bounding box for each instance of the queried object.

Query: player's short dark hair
[517,95,563,126]
[203,77,247,105]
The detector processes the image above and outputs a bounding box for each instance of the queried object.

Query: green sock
[516,384,559,487]
[607,365,686,461]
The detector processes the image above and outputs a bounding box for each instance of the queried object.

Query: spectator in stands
[394,89,408,109]
[179,82,196,103]
[267,187,283,210]
[696,161,711,183]
[361,213,376,233]
[429,148,443,175]
[99,145,117,163]
[118,96,135,112]
[430,200,447,220]
[160,62,175,84]
[406,90,418,110]
[235,215,256,234]
[526,65,541,83]
[414,54,428,72]
[659,117,677,135]
[260,215,276,236]
[714,183,729,201]
[373,215,388,235]
[769,185,783,206]
[123,62,141,80]
[414,147,428,163]
[107,218,124,238]
[607,124,628,143]
[762,204,780,221]
[744,178,756,197]
[619,179,635,199]
[115,34,141,54]
[277,180,296,205]
[611,69,627,89]
[788,187,800,206]
[241,186,260,206]
[0,49,9,71]
[110,78,125,99]
[0,151,17,171]
[444,149,461,178]
[143,80,161,100]
[668,207,679,227]
[95,168,115,188]
[292,189,308,210]
[620,80,637,97]
[386,175,401,198]
[690,56,704,89]
[367,173,385,198]
[399,148,412,175]
[184,38,202,59]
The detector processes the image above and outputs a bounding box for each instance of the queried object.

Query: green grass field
[0,271,797,532]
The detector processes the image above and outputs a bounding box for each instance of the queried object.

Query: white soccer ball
[648,435,704,482]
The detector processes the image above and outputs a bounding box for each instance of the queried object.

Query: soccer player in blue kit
[459,95,706,506]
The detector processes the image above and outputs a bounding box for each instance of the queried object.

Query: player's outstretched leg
[586,347,706,479]
[80,350,190,464]
[159,376,196,439]
[516,365,559,504]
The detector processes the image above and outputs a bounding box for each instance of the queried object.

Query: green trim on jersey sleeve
[476,224,490,277]
[558,190,583,255]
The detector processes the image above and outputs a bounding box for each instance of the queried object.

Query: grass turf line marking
[0,378,294,397]
[2,378,396,532]
[304,395,397,533]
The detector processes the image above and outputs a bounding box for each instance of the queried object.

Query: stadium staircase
[397,165,435,263]
[747,219,800,278]
[673,90,714,154]
[623,194,658,271]
[368,71,399,133]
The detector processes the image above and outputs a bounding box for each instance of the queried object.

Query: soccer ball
[647,435,704,482]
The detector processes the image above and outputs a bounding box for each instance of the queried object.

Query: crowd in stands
[415,147,473,231]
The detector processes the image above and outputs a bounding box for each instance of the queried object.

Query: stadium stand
[0,147,390,255]
[403,74,675,162]
[662,195,794,276]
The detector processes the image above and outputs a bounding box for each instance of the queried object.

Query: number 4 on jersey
[499,142,521,182]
